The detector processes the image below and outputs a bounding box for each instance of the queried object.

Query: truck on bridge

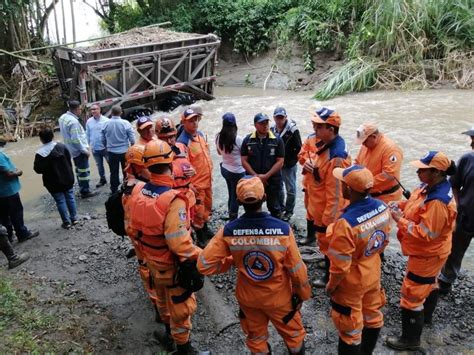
[51,26,220,120]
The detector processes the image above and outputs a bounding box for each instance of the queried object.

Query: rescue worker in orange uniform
[297,126,322,245]
[326,165,391,355]
[177,108,213,247]
[198,176,311,355]
[386,151,457,351]
[136,116,156,147]
[128,140,202,355]
[354,122,404,204]
[122,144,160,321]
[303,107,351,287]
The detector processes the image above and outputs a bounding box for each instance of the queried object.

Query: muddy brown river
[2,87,473,271]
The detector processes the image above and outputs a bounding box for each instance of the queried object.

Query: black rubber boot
[423,289,440,325]
[313,256,329,288]
[153,323,176,352]
[298,220,316,246]
[359,327,381,355]
[386,308,423,351]
[288,340,305,354]
[338,337,361,355]
[176,341,198,355]
[438,279,452,295]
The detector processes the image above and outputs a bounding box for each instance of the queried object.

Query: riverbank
[1,189,473,353]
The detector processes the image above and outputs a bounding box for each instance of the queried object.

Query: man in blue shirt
[102,105,135,193]
[0,139,39,243]
[59,100,97,198]
[86,104,109,187]
[438,126,474,295]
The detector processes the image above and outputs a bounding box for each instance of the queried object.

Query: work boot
[96,179,107,188]
[153,323,176,352]
[298,220,316,246]
[202,223,214,239]
[338,337,361,355]
[81,191,99,199]
[17,230,39,243]
[125,248,136,259]
[313,256,329,288]
[359,327,381,355]
[288,340,304,354]
[438,279,452,295]
[176,341,198,355]
[385,308,423,351]
[423,289,440,325]
[8,252,30,269]
[195,228,207,248]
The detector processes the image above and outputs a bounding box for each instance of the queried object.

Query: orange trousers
[129,239,159,310]
[316,231,329,255]
[150,273,197,345]
[192,187,212,229]
[331,284,386,345]
[400,255,447,310]
[239,301,306,354]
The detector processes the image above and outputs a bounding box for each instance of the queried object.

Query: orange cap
[237,176,265,203]
[311,107,341,127]
[333,165,374,193]
[354,122,379,144]
[410,151,451,171]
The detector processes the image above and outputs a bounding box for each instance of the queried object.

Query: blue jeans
[0,192,30,238]
[92,149,108,182]
[220,164,245,220]
[73,153,91,195]
[51,189,77,224]
[279,165,297,214]
[108,152,126,193]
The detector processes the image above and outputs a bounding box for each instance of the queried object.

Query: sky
[46,0,105,45]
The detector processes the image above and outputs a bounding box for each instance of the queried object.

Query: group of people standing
[1,98,472,355]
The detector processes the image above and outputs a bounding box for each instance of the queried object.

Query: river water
[2,87,473,270]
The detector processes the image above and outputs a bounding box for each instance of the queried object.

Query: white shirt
[216,135,245,174]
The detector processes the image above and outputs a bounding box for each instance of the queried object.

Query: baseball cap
[462,126,474,136]
[354,122,379,145]
[410,151,451,171]
[273,107,287,117]
[182,108,200,121]
[254,113,270,124]
[189,104,203,116]
[222,112,236,125]
[237,176,265,203]
[333,165,374,193]
[311,107,341,127]
[137,116,153,130]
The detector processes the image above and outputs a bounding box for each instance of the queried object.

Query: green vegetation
[0,278,56,352]
[109,0,473,98]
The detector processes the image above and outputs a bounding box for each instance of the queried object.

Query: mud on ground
[1,190,473,354]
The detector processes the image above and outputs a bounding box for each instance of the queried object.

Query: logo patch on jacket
[389,155,398,163]
[244,251,274,281]
[178,208,187,221]
[365,230,386,257]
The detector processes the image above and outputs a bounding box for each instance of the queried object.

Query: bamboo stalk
[52,0,60,43]
[70,0,76,45]
[60,0,67,44]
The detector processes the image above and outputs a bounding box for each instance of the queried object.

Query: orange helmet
[143,140,174,168]
[155,117,177,138]
[172,158,192,188]
[125,144,145,167]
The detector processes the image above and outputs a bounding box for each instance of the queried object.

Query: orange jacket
[396,179,456,258]
[312,136,351,227]
[298,133,322,189]
[197,212,311,309]
[128,175,201,268]
[326,197,391,292]
[355,134,403,203]
[177,130,213,190]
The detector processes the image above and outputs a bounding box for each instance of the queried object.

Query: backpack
[105,189,126,236]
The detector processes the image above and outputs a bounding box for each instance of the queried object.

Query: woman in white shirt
[216,113,246,220]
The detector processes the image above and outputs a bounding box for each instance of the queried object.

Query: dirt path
[1,187,473,353]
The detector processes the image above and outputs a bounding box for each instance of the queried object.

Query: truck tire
[161,93,195,112]
[123,106,152,122]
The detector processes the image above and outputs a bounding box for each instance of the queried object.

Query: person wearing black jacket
[34,127,78,229]
[271,107,302,221]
